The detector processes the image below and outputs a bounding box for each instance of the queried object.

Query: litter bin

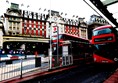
[35,57,41,67]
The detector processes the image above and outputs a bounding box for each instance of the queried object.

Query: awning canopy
[83,0,118,27]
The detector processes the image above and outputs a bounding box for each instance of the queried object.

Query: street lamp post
[53,16,59,66]
[49,20,52,69]
[56,25,59,65]
[49,0,52,69]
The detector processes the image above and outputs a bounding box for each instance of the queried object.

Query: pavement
[104,68,118,83]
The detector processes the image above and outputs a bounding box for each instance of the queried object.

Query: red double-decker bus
[91,25,118,64]
[51,33,94,68]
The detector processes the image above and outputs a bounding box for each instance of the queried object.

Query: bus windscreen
[93,28,112,36]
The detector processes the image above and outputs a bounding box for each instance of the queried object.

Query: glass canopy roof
[101,0,118,21]
[106,2,118,21]
[84,0,118,27]
[101,0,118,6]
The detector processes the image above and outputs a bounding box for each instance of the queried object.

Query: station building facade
[1,3,88,40]
[88,14,109,39]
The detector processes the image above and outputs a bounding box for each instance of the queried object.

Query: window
[13,23,15,26]
[9,22,12,27]
[9,27,12,30]
[93,28,112,36]
[9,17,12,20]
[17,27,19,30]
[11,12,18,16]
[17,23,20,27]
[8,32,12,35]
[13,18,16,21]
[13,27,16,30]
[16,32,19,35]
[16,18,19,21]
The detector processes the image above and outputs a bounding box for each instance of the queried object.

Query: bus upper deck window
[93,28,112,36]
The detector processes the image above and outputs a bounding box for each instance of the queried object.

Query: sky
[0,0,98,21]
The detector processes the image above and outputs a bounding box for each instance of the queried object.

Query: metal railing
[0,56,49,82]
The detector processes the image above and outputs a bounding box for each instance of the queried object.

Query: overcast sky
[0,0,98,21]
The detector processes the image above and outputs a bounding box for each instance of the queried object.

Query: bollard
[20,58,23,78]
[35,51,41,67]
[35,57,41,67]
